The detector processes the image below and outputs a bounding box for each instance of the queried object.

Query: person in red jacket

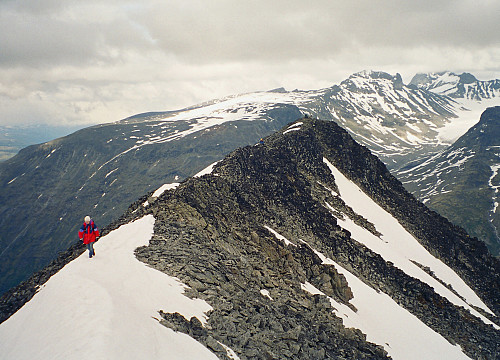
[79,216,99,258]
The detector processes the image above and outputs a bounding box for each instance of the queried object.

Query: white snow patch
[489,165,500,216]
[282,127,301,135]
[318,181,339,197]
[289,121,303,128]
[105,168,118,178]
[194,161,219,178]
[260,289,273,301]
[323,158,498,326]
[217,341,241,360]
[45,149,57,158]
[489,164,500,191]
[301,282,323,296]
[405,131,422,145]
[406,123,422,133]
[0,215,217,360]
[152,183,181,198]
[283,121,303,134]
[264,226,296,247]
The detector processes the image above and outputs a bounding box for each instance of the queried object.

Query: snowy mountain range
[0,70,498,297]
[1,119,498,359]
[397,106,500,255]
[410,71,500,101]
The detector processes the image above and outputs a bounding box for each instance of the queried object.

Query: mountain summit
[1,118,498,359]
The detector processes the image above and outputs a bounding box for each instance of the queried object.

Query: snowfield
[436,97,500,143]
[266,228,472,360]
[152,182,180,198]
[323,158,497,327]
[0,215,219,360]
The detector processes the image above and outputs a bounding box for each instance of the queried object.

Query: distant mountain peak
[459,72,478,84]
[267,87,287,93]
[409,71,499,100]
[343,70,405,91]
[350,69,402,81]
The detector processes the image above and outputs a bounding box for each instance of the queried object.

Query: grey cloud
[0,0,499,127]
[2,0,499,67]
[0,1,154,67]
[136,0,500,64]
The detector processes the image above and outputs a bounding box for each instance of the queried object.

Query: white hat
[84,216,91,223]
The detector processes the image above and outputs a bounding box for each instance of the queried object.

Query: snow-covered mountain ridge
[124,69,497,168]
[410,71,500,101]
[1,119,498,359]
[120,70,462,168]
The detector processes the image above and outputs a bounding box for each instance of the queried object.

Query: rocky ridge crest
[2,118,499,359]
[139,119,499,358]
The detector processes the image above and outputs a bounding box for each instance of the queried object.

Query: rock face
[398,106,500,255]
[4,118,498,359]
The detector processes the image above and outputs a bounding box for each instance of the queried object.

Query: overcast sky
[1,0,499,127]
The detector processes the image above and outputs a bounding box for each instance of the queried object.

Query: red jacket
[79,220,99,245]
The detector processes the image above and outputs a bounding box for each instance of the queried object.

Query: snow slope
[0,215,219,360]
[267,228,471,360]
[323,158,497,328]
[301,261,470,360]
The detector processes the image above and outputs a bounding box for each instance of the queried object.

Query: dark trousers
[86,242,95,257]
